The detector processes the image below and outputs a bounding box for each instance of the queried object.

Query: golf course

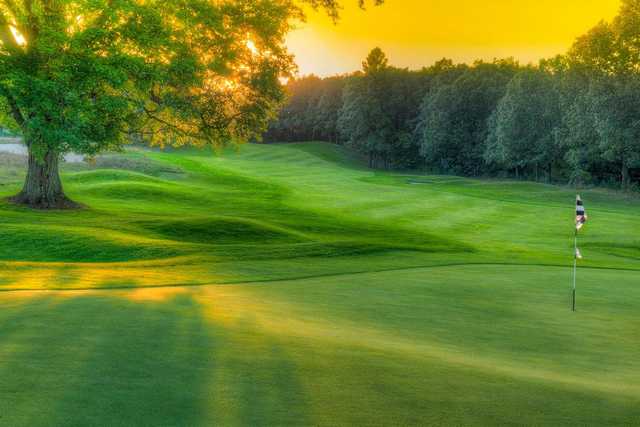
[0,141,639,425]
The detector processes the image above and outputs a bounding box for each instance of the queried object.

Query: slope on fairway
[0,142,639,425]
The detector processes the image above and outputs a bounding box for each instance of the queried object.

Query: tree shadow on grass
[0,292,310,426]
[217,319,311,426]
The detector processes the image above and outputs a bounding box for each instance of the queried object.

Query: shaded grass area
[1,266,639,426]
[1,142,640,425]
[0,224,187,262]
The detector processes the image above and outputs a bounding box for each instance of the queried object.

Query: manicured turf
[1,142,639,425]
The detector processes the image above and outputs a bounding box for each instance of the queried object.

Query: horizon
[287,0,620,77]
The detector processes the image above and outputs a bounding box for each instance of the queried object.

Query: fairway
[1,142,639,425]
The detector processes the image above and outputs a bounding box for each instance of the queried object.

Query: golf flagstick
[572,228,577,312]
[573,195,587,312]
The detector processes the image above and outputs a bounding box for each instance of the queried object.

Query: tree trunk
[622,163,630,190]
[9,147,79,209]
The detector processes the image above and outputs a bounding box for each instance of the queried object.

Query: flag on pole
[572,195,587,311]
[576,195,587,231]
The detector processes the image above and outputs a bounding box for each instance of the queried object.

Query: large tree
[0,0,381,208]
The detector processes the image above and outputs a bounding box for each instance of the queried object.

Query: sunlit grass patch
[0,257,228,291]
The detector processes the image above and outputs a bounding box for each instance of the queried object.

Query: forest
[265,3,640,188]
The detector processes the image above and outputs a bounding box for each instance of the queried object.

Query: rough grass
[1,142,639,425]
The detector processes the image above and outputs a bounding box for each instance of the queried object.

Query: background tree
[313,76,344,142]
[263,75,345,142]
[339,47,394,168]
[485,67,562,181]
[417,60,517,176]
[337,48,424,169]
[590,76,640,188]
[565,0,640,187]
[264,75,324,142]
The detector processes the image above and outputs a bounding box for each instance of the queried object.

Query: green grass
[1,142,639,425]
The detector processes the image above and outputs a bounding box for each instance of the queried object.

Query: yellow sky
[287,0,621,76]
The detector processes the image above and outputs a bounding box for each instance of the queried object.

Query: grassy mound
[138,217,306,245]
[0,224,186,262]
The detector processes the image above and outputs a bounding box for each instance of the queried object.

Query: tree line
[265,0,640,189]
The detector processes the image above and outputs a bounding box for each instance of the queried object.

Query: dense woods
[265,0,640,189]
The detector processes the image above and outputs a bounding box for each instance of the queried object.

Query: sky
[286,0,621,77]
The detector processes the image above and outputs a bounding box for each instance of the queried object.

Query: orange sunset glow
[287,0,621,76]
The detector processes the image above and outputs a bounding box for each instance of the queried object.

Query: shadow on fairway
[0,293,310,426]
